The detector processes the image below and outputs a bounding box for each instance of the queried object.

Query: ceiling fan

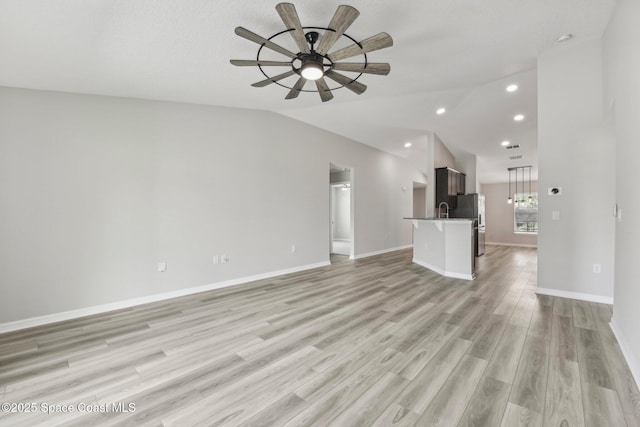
[230,3,393,102]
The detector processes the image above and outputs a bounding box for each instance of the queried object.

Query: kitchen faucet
[438,202,450,219]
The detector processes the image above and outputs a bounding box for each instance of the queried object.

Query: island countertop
[403,217,472,222]
[405,217,475,280]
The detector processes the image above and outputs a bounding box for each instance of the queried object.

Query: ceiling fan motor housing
[305,31,320,47]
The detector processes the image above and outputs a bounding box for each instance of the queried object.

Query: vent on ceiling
[510,155,524,160]
[505,144,520,149]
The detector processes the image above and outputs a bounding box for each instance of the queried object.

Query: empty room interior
[1,1,640,426]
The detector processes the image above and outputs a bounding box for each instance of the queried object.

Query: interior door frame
[329,163,355,259]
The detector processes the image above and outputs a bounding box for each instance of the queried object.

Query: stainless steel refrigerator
[451,193,485,256]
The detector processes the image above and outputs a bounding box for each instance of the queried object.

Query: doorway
[330,163,353,260]
[413,182,427,217]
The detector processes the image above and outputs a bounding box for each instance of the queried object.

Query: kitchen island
[405,218,475,280]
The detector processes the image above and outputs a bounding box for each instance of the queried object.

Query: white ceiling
[0,0,615,183]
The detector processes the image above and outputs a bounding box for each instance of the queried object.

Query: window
[514,192,538,233]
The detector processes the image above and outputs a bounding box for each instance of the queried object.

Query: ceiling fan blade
[332,62,391,75]
[315,78,334,102]
[315,5,360,55]
[328,32,394,62]
[251,70,296,88]
[285,77,307,99]
[325,70,367,95]
[230,60,292,67]
[275,3,310,53]
[234,27,297,59]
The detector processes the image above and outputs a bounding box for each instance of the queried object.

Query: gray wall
[455,153,478,194]
[603,0,640,385]
[537,38,615,300]
[0,86,425,323]
[480,181,538,247]
[434,134,455,168]
[425,132,437,218]
[412,186,426,217]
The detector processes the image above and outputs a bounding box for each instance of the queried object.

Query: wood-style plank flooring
[1,246,639,426]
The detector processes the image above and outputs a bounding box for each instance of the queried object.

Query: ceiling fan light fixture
[301,60,324,80]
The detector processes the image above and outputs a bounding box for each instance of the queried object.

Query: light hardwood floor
[1,246,639,426]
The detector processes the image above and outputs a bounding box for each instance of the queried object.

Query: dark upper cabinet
[435,167,466,209]
[435,168,450,208]
[458,173,466,195]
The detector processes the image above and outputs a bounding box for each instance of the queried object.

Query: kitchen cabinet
[435,167,466,208]
[457,173,466,195]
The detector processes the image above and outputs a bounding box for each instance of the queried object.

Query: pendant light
[528,166,533,204]
[507,168,512,204]
[519,168,524,207]
[515,167,519,207]
[523,168,527,204]
[508,166,533,206]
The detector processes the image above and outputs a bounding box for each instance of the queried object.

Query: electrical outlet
[291,244,296,253]
[552,211,560,221]
[593,264,602,273]
[213,255,219,265]
[158,262,167,272]
[221,255,228,263]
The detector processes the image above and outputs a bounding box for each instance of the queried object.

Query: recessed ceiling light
[404,142,412,148]
[501,141,510,146]
[556,34,574,43]
[506,84,518,93]
[436,107,446,115]
[514,114,525,121]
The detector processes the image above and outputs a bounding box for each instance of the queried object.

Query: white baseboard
[353,244,413,260]
[412,258,474,281]
[535,287,613,305]
[0,261,330,334]
[486,242,538,248]
[610,317,640,390]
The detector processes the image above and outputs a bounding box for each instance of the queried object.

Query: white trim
[0,261,330,334]
[535,287,613,304]
[610,317,640,390]
[486,242,538,248]
[412,258,474,281]
[353,245,413,260]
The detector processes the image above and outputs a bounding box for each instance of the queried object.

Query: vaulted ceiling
[0,0,615,182]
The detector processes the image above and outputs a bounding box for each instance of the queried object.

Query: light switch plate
[552,211,560,221]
